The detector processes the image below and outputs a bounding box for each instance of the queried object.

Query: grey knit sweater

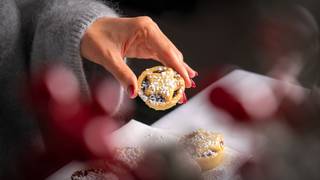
[0,0,122,178]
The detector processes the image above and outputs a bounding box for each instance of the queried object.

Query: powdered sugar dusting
[180,129,224,158]
[114,147,144,169]
[138,66,184,106]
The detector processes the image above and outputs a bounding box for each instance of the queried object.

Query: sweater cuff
[64,5,118,97]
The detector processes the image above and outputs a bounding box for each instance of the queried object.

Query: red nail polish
[183,93,188,103]
[127,85,135,99]
[191,80,196,88]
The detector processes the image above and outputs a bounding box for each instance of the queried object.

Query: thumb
[101,53,138,99]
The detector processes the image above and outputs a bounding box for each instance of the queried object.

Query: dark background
[105,0,320,124]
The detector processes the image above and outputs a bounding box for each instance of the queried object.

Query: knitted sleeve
[30,0,119,96]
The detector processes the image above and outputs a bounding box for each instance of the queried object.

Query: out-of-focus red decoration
[209,86,251,122]
[25,65,124,178]
[29,66,105,155]
[83,116,118,157]
[197,65,237,92]
[207,71,295,124]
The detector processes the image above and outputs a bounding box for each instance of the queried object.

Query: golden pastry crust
[137,66,185,110]
[180,129,224,171]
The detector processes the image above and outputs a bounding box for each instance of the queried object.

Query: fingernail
[182,93,188,104]
[191,80,197,88]
[195,71,199,77]
[127,85,135,99]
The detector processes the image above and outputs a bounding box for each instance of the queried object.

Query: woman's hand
[81,16,197,99]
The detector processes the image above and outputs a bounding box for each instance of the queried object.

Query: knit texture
[0,0,122,178]
[30,0,119,96]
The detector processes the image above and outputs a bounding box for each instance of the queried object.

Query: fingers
[178,92,188,104]
[124,16,197,89]
[184,62,198,79]
[100,51,138,99]
[137,17,196,88]
[82,15,198,100]
[146,29,192,88]
[162,55,192,88]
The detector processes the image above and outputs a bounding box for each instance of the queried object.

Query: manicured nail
[182,93,188,104]
[191,80,197,88]
[127,85,135,99]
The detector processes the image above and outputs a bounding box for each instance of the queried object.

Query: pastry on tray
[71,168,118,180]
[137,66,185,110]
[105,147,145,174]
[180,129,224,171]
[113,147,144,169]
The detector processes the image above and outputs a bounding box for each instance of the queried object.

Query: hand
[81,16,197,98]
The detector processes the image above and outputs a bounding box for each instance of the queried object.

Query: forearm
[26,0,118,95]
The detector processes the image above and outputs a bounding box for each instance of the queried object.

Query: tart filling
[71,168,118,180]
[138,66,185,110]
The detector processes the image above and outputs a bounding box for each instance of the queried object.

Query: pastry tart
[137,66,185,110]
[180,129,224,171]
[71,168,118,180]
[105,147,144,174]
[113,147,144,170]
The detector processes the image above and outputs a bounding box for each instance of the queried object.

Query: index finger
[146,24,192,88]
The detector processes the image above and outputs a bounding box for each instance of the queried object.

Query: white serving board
[152,69,307,155]
[47,120,248,180]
